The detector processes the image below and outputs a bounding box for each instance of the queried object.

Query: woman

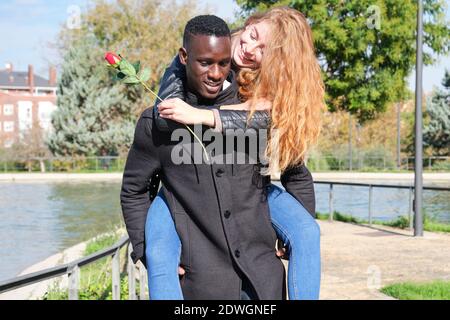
[147,7,325,300]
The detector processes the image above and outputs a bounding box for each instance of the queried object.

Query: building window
[4,121,14,132]
[3,104,14,116]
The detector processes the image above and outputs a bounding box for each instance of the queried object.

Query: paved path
[296,220,450,299]
[1,172,449,185]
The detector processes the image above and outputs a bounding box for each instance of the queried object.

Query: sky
[0,0,448,93]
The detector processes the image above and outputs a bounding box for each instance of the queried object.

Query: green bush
[84,233,119,256]
[382,216,410,229]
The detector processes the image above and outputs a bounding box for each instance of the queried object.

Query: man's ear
[179,47,188,66]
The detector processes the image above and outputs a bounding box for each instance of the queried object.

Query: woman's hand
[219,98,271,111]
[158,98,215,126]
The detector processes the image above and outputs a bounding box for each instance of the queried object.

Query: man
[121,15,285,300]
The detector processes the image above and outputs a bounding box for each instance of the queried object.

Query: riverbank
[0,173,123,182]
[1,172,449,185]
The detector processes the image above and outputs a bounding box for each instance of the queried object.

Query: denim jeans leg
[267,184,321,300]
[145,190,184,300]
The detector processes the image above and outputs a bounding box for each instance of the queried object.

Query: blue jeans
[145,184,321,300]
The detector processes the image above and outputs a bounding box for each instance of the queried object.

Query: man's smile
[203,81,222,94]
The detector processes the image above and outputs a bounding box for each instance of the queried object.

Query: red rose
[104,52,121,67]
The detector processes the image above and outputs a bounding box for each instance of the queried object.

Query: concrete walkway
[0,172,449,185]
[303,220,450,300]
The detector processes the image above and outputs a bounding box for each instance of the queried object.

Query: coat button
[234,250,240,258]
[215,168,225,177]
[224,210,231,219]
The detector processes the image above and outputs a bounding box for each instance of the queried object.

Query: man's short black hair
[183,15,230,48]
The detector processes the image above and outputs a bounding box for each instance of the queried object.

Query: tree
[55,0,203,117]
[47,38,138,156]
[423,70,450,155]
[48,0,204,156]
[9,121,51,172]
[236,0,450,122]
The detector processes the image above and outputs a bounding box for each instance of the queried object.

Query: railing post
[408,187,414,230]
[329,184,334,221]
[112,248,121,300]
[128,243,136,300]
[139,263,147,300]
[68,265,80,300]
[368,185,373,226]
[428,157,432,171]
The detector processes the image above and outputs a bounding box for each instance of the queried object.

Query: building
[0,63,57,148]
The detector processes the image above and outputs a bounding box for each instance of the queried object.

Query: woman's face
[232,21,271,69]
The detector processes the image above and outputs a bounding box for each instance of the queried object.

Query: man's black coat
[121,73,286,299]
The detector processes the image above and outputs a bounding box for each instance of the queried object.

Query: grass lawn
[381,280,450,300]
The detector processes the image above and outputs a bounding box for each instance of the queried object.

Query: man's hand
[158,98,214,126]
[276,248,287,259]
[178,266,186,276]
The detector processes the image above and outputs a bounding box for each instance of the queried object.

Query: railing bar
[0,266,69,293]
[112,248,121,301]
[329,184,334,221]
[0,236,129,294]
[128,243,136,300]
[313,181,449,191]
[68,265,80,300]
[139,264,147,300]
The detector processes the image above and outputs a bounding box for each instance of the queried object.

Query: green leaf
[119,59,136,77]
[123,76,140,84]
[132,61,141,74]
[114,72,126,81]
[139,68,151,82]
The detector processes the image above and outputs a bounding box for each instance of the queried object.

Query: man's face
[180,34,231,100]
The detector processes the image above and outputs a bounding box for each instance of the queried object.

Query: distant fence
[308,156,450,172]
[0,156,125,173]
[316,181,450,232]
[0,155,449,173]
[0,236,147,300]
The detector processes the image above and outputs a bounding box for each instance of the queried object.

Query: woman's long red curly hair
[237,7,326,175]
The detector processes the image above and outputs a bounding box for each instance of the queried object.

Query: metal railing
[308,156,450,172]
[0,156,125,173]
[0,235,146,300]
[316,180,450,232]
[0,155,449,173]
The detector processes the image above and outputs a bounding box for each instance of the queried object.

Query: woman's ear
[179,47,188,66]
